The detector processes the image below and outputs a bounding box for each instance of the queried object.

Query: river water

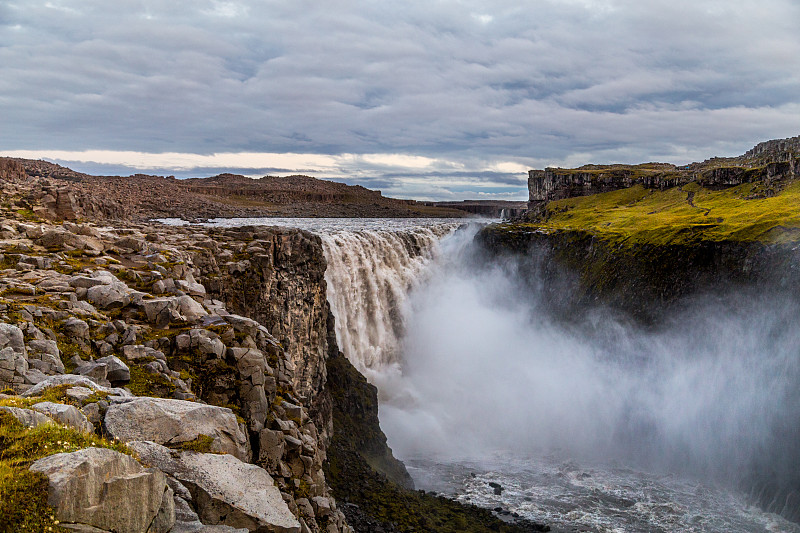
[159,217,800,532]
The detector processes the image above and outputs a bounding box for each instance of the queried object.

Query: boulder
[69,276,108,289]
[177,296,208,323]
[175,279,207,298]
[62,317,90,341]
[0,405,54,428]
[32,401,94,433]
[86,284,132,309]
[27,339,65,374]
[0,323,26,353]
[258,429,285,471]
[29,447,174,533]
[95,355,130,383]
[130,441,300,533]
[75,360,108,383]
[104,398,248,460]
[142,297,178,328]
[0,324,28,390]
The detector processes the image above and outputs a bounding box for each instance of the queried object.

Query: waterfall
[319,224,460,386]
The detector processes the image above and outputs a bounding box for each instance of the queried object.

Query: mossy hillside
[481,180,800,322]
[522,179,800,245]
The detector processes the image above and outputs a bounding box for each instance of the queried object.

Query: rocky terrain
[1,158,466,221]
[0,197,351,532]
[0,160,543,533]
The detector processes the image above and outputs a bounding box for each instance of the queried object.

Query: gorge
[1,136,799,533]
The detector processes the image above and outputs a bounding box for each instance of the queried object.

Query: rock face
[30,447,173,533]
[104,398,249,460]
[131,441,301,533]
[195,228,333,406]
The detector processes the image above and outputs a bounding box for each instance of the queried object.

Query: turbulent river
[163,217,800,533]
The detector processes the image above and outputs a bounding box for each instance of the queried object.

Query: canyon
[1,135,799,532]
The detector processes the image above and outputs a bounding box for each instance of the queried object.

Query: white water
[318,223,461,388]
[158,217,800,532]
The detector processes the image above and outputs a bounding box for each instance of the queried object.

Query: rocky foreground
[0,216,351,531]
[0,164,546,533]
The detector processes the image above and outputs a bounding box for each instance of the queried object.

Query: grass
[518,179,800,246]
[173,434,214,453]
[0,385,74,409]
[0,411,131,533]
[127,365,176,398]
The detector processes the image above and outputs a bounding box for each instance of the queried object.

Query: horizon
[2,1,799,201]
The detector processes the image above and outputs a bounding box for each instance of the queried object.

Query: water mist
[381,227,800,488]
[319,221,800,529]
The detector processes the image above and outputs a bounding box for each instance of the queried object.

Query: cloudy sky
[2,0,799,200]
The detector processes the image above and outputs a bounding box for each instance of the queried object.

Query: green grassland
[520,179,800,245]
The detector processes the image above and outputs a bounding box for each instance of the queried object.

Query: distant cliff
[529,135,800,206]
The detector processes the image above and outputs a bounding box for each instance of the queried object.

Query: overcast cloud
[2,0,799,200]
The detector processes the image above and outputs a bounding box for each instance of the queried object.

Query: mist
[378,225,800,502]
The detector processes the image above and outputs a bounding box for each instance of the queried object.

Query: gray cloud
[1,0,799,199]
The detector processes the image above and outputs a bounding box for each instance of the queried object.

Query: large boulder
[142,297,179,328]
[130,441,300,533]
[26,339,65,375]
[177,296,208,323]
[0,323,28,390]
[96,355,130,383]
[104,398,248,460]
[86,283,132,309]
[0,323,27,353]
[29,447,174,533]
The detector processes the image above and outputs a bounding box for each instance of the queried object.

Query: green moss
[14,208,40,222]
[173,434,214,453]
[0,463,66,533]
[127,365,176,398]
[0,385,76,409]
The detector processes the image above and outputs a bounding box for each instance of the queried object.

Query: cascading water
[162,216,800,531]
[316,222,800,532]
[318,223,461,390]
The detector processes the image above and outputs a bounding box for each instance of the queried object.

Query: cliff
[0,161,542,533]
[529,135,800,206]
[480,136,800,521]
